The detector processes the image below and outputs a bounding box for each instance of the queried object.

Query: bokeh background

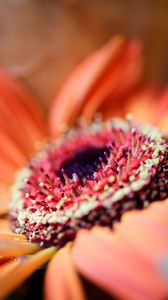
[0,0,168,112]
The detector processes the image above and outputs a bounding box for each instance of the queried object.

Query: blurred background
[0,0,168,112]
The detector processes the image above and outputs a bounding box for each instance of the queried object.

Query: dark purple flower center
[57,146,108,182]
[10,118,168,248]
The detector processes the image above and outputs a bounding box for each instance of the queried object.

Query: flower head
[0,36,168,300]
[10,118,168,249]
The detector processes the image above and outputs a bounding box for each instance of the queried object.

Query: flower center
[57,146,108,182]
[10,118,168,248]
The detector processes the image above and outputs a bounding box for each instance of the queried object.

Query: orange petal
[0,101,42,158]
[121,198,168,228]
[45,244,86,300]
[0,130,29,189]
[49,36,142,136]
[72,229,167,300]
[0,68,47,200]
[0,69,47,154]
[158,112,168,135]
[0,232,40,256]
[0,107,40,160]
[0,202,9,216]
[0,246,56,299]
[116,199,168,263]
[0,219,10,232]
[143,198,168,223]
[124,86,161,124]
[0,232,27,241]
[80,39,142,121]
[0,258,20,280]
[0,183,10,215]
[123,85,168,134]
[0,67,46,136]
[154,89,168,134]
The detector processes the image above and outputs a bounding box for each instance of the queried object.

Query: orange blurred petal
[0,232,40,256]
[0,102,42,160]
[154,89,168,135]
[81,40,142,121]
[0,136,26,198]
[0,203,9,216]
[124,86,161,124]
[0,69,47,149]
[0,247,56,299]
[158,112,168,135]
[0,182,10,215]
[121,198,168,227]
[115,200,168,263]
[73,225,167,300]
[0,67,46,136]
[0,258,20,280]
[0,232,26,241]
[45,244,86,300]
[123,86,168,135]
[0,219,10,232]
[49,36,142,136]
[0,68,47,204]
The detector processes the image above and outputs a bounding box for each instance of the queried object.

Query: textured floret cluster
[10,118,168,248]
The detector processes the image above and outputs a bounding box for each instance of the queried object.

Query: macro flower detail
[10,118,168,248]
[0,36,168,300]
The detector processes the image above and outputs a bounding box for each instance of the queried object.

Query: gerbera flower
[0,36,168,300]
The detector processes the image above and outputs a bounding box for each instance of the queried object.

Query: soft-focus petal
[72,200,168,300]
[158,113,168,135]
[123,86,161,124]
[0,257,20,280]
[0,219,10,232]
[0,67,47,157]
[45,244,86,300]
[81,40,142,122]
[49,36,142,136]
[0,68,47,206]
[0,206,8,216]
[0,232,40,256]
[0,181,11,215]
[0,67,46,136]
[155,89,168,135]
[0,246,56,299]
[117,199,168,262]
[124,86,168,126]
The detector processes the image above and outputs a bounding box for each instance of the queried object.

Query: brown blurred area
[0,0,168,112]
